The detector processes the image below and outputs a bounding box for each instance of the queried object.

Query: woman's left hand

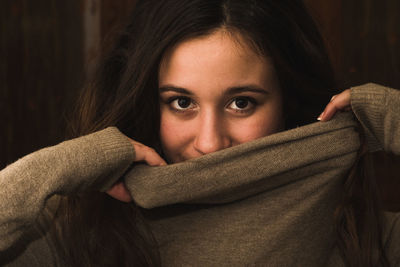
[318,89,351,121]
[106,138,167,203]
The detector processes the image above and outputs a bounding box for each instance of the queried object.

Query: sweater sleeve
[0,127,134,262]
[350,83,400,154]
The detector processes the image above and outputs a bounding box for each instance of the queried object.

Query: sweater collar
[125,112,361,208]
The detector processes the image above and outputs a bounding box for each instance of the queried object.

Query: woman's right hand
[106,138,167,202]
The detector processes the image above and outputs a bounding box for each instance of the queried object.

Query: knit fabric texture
[124,83,400,266]
[0,83,399,266]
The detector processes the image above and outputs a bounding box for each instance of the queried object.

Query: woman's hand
[106,138,167,202]
[318,89,351,121]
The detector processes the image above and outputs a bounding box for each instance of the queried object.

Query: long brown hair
[51,0,389,266]
[335,134,390,266]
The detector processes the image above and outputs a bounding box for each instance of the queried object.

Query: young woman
[1,0,399,266]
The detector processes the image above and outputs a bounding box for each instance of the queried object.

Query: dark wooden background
[1,0,399,210]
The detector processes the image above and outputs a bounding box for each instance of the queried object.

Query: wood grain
[0,0,83,168]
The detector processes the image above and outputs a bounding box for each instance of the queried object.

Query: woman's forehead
[158,29,274,86]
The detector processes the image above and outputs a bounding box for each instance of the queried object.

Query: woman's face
[158,30,284,163]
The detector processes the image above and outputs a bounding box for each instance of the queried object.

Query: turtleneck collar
[125,112,361,209]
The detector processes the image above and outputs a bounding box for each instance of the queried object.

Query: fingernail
[330,95,337,102]
[317,112,324,121]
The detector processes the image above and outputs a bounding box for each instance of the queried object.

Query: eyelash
[228,97,257,113]
[165,96,258,114]
[166,96,196,113]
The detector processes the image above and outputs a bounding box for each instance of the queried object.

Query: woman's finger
[106,180,133,202]
[318,89,351,121]
[130,140,167,166]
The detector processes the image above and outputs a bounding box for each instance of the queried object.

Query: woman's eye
[170,97,195,111]
[228,97,255,112]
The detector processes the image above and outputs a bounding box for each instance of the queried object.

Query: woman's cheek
[227,119,276,144]
[229,107,284,143]
[160,114,193,162]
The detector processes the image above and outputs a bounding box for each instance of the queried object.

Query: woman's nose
[193,111,230,155]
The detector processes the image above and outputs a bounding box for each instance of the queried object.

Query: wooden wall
[1,0,83,168]
[1,0,399,210]
[0,0,136,169]
[305,0,400,89]
[305,0,400,211]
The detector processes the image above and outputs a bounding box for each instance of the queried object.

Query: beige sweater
[0,83,399,266]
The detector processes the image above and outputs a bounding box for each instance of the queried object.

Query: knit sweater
[0,83,399,266]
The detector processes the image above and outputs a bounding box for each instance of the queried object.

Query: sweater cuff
[90,127,135,192]
[350,83,386,152]
[52,127,135,193]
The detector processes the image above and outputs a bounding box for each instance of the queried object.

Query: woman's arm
[319,83,400,154]
[0,127,134,262]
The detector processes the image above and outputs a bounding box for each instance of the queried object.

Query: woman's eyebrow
[225,86,269,95]
[159,86,194,95]
[159,85,269,95]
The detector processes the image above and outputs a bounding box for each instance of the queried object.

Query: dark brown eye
[234,98,249,109]
[228,97,257,113]
[169,97,195,111]
[177,97,191,108]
